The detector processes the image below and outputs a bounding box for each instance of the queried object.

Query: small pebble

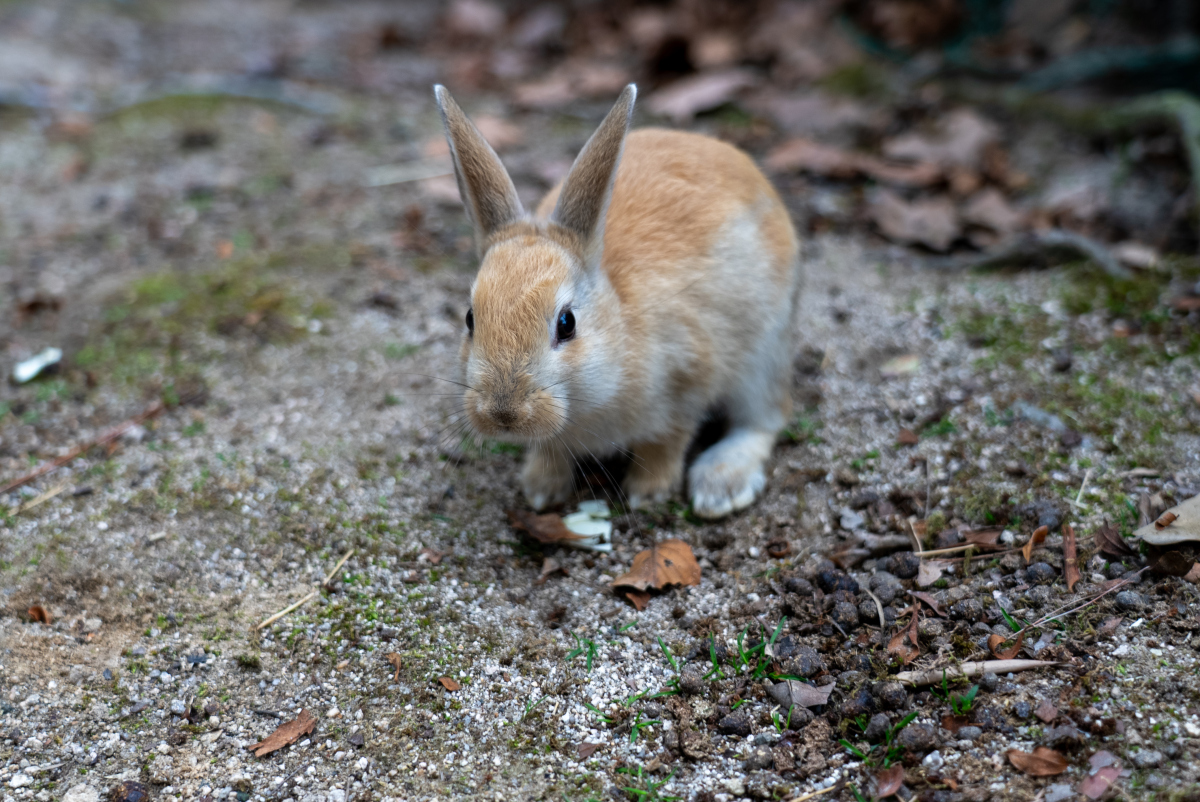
[1116,591,1146,612]
[872,682,907,710]
[745,746,773,770]
[1026,562,1057,585]
[956,725,982,741]
[717,713,751,737]
[980,672,999,692]
[1013,701,1032,719]
[863,713,890,742]
[1132,749,1163,769]
[896,723,938,752]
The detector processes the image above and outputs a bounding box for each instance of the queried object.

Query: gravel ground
[3,3,1200,802]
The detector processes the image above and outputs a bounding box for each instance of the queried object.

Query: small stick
[10,480,72,515]
[787,783,842,802]
[257,591,317,631]
[907,519,924,556]
[0,401,165,496]
[1072,468,1093,509]
[322,549,355,586]
[862,587,886,629]
[894,659,1059,686]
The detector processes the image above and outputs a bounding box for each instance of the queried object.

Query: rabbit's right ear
[434,85,524,255]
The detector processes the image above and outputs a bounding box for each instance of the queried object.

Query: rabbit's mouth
[463,386,566,442]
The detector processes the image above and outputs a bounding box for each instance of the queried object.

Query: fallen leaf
[418,548,444,565]
[1150,550,1193,577]
[1035,699,1059,724]
[1094,521,1136,558]
[987,632,1025,660]
[1079,766,1121,799]
[764,137,940,187]
[1006,746,1069,776]
[27,605,51,625]
[1097,617,1122,636]
[941,714,969,734]
[645,69,757,123]
[875,764,904,797]
[766,539,791,559]
[1136,493,1200,545]
[896,428,919,446]
[882,109,1000,170]
[507,509,587,545]
[887,610,921,665]
[611,539,701,592]
[962,528,1002,548]
[765,678,835,709]
[1185,563,1200,583]
[438,677,462,692]
[445,0,505,37]
[908,590,946,617]
[916,560,946,588]
[216,240,234,259]
[246,709,317,757]
[1089,750,1119,770]
[869,188,960,252]
[623,589,652,610]
[962,187,1025,234]
[577,742,602,759]
[1022,525,1049,563]
[1063,523,1081,592]
[385,652,403,682]
[536,557,568,584]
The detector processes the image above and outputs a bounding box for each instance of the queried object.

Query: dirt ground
[3,2,1200,802]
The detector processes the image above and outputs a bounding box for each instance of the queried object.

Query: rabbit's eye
[556,309,575,342]
[465,308,474,335]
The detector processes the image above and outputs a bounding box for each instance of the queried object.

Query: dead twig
[894,659,1059,686]
[322,549,356,587]
[0,401,166,496]
[256,591,317,631]
[9,480,72,516]
[862,587,886,630]
[955,229,1131,280]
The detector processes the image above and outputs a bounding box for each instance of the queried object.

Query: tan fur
[436,84,802,518]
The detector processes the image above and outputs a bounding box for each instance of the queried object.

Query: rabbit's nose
[492,407,517,428]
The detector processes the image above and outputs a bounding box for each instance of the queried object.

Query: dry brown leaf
[896,428,919,446]
[418,548,444,565]
[962,187,1025,234]
[611,539,701,592]
[1185,563,1200,583]
[766,539,791,559]
[1022,525,1050,563]
[887,610,921,665]
[1155,511,1178,530]
[438,677,462,692]
[1094,521,1135,558]
[1035,698,1059,724]
[764,138,940,187]
[766,678,835,709]
[869,189,959,252]
[882,109,1000,170]
[908,590,946,617]
[1151,550,1193,577]
[577,742,602,759]
[875,764,904,797]
[1007,746,1068,776]
[385,652,403,682]
[246,709,317,757]
[1097,616,1122,636]
[987,631,1025,660]
[623,589,652,611]
[536,557,568,584]
[645,69,756,123]
[962,528,1003,549]
[941,714,969,734]
[507,509,586,545]
[27,605,51,625]
[1063,523,1081,592]
[916,560,946,588]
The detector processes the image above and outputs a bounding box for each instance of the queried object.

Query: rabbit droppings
[435,84,801,519]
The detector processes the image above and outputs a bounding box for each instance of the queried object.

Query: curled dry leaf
[766,539,791,559]
[916,560,947,588]
[623,589,652,611]
[987,631,1025,660]
[908,590,946,617]
[962,528,1003,549]
[27,605,51,625]
[764,137,940,188]
[887,610,921,665]
[875,764,904,797]
[1097,617,1122,636]
[1007,746,1069,776]
[1094,521,1136,558]
[896,427,919,446]
[611,539,701,592]
[1022,525,1050,563]
[765,678,835,709]
[645,69,756,123]
[577,742,602,759]
[941,714,969,734]
[507,509,586,545]
[1184,562,1200,583]
[869,188,960,252]
[385,652,403,682]
[246,709,317,757]
[438,677,462,692]
[1155,511,1178,530]
[536,557,568,584]
[1035,698,1059,724]
[1062,523,1081,592]
[1150,550,1193,577]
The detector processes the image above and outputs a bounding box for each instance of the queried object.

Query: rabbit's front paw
[687,429,774,520]
[521,446,574,511]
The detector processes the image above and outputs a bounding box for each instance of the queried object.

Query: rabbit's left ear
[435,85,525,255]
[550,84,636,268]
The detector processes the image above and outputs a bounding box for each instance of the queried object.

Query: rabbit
[434,83,801,519]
